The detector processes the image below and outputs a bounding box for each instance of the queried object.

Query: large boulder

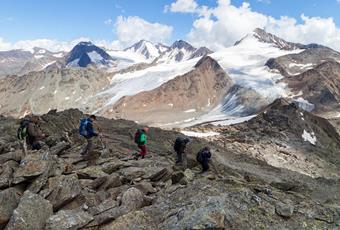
[119,167,145,181]
[45,210,93,230]
[0,151,23,164]
[49,141,71,156]
[5,191,53,230]
[0,161,18,189]
[45,174,81,211]
[13,152,49,184]
[76,166,108,179]
[275,202,294,218]
[121,187,150,213]
[0,187,22,228]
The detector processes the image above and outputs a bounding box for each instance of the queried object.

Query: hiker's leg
[87,138,93,154]
[182,152,188,169]
[176,151,182,163]
[202,160,209,172]
[139,145,147,158]
[81,138,92,155]
[20,140,27,155]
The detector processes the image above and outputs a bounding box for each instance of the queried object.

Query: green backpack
[17,119,30,140]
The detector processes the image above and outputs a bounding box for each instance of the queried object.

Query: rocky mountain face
[0,48,65,77]
[104,56,234,126]
[66,42,115,68]
[0,105,339,229]
[195,98,340,178]
[0,28,339,128]
[0,66,110,117]
[266,45,340,115]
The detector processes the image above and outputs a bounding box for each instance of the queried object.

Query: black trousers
[201,159,209,172]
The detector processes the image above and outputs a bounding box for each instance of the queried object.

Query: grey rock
[45,174,81,211]
[0,187,22,228]
[275,202,294,217]
[121,187,146,212]
[5,191,53,230]
[13,152,49,183]
[49,141,70,156]
[45,210,93,230]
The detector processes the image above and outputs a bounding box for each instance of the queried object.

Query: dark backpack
[17,119,30,140]
[134,129,143,145]
[174,137,185,152]
[79,118,90,137]
[196,150,203,163]
[197,148,211,163]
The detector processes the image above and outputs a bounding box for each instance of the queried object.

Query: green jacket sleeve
[140,133,147,145]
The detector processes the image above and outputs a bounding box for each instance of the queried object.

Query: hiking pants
[201,159,209,172]
[138,145,147,157]
[20,140,27,155]
[81,138,93,155]
[176,151,187,169]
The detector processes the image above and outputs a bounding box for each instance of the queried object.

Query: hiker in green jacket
[134,127,149,159]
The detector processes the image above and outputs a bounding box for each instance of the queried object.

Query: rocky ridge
[0,104,339,229]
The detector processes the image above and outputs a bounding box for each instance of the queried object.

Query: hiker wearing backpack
[79,115,99,156]
[196,146,212,172]
[174,137,190,168]
[25,116,48,150]
[17,118,30,154]
[134,127,148,159]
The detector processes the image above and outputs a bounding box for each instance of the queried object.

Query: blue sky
[1,0,340,51]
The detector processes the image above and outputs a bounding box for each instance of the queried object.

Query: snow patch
[34,55,44,59]
[184,109,196,113]
[210,115,257,126]
[180,130,220,138]
[39,86,45,90]
[88,51,104,63]
[302,130,316,145]
[294,97,315,112]
[53,53,64,58]
[65,97,70,101]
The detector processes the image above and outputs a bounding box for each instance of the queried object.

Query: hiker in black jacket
[197,146,212,172]
[174,137,190,168]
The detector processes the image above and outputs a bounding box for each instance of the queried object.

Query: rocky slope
[0,106,339,229]
[104,56,234,126]
[0,66,110,117]
[0,48,65,77]
[266,46,340,115]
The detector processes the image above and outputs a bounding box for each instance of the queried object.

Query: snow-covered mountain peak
[124,40,169,61]
[170,40,195,52]
[66,42,114,67]
[235,28,301,51]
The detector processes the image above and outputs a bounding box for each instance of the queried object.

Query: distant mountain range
[0,28,339,128]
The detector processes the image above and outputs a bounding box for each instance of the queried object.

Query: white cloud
[0,37,122,52]
[170,0,340,51]
[0,15,172,52]
[165,0,198,13]
[114,16,173,46]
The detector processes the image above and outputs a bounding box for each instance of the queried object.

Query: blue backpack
[79,118,90,137]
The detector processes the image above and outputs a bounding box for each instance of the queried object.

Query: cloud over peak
[168,0,340,51]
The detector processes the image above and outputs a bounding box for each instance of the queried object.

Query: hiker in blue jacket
[79,115,99,155]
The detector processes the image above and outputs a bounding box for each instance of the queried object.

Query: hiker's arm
[87,123,98,137]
